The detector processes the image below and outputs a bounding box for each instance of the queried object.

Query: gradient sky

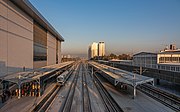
[29,0,180,57]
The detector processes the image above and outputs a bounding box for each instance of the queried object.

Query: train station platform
[0,61,74,99]
[97,74,174,112]
[0,82,57,112]
[89,61,154,97]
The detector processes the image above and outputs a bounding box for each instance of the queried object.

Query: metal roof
[109,59,132,62]
[133,52,157,57]
[90,62,154,87]
[0,61,74,84]
[10,0,64,41]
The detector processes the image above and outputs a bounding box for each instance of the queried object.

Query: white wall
[33,61,47,69]
[0,0,33,76]
[47,32,56,65]
[58,40,62,63]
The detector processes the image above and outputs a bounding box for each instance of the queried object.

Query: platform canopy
[0,61,74,84]
[0,72,42,84]
[90,62,154,87]
[89,61,154,97]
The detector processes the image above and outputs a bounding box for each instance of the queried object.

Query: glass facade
[33,22,47,61]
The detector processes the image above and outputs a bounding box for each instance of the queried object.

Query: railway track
[82,63,92,112]
[31,84,59,112]
[59,63,80,112]
[31,63,78,112]
[139,84,180,112]
[93,73,124,112]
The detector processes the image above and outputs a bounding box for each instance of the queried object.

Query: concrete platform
[97,74,175,112]
[0,82,56,112]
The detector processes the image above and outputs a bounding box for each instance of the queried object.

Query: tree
[109,53,117,59]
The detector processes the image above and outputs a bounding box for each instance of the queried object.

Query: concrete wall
[33,61,47,69]
[0,0,33,76]
[47,32,56,65]
[58,40,62,63]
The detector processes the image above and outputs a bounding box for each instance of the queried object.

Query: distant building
[67,55,71,58]
[98,42,105,56]
[92,42,98,57]
[88,46,91,59]
[161,44,177,52]
[132,44,180,72]
[88,41,105,59]
[88,42,98,59]
[157,50,180,72]
[170,44,176,50]
[133,52,157,69]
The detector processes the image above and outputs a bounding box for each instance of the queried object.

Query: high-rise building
[88,41,105,59]
[88,42,98,59]
[91,42,98,58]
[98,42,105,56]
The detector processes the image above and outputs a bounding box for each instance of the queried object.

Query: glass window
[176,67,180,72]
[171,67,175,71]
[166,66,170,70]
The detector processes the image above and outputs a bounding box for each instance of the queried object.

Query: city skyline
[30,0,180,57]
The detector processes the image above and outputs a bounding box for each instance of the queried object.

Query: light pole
[133,73,136,99]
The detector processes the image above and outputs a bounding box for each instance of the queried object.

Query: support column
[18,83,21,99]
[39,78,41,96]
[133,86,136,98]
[140,66,142,75]
[18,75,21,99]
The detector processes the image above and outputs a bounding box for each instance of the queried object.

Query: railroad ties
[31,61,124,112]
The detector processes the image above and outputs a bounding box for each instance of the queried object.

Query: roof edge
[10,0,64,41]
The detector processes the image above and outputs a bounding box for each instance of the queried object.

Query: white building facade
[98,41,105,56]
[132,49,180,72]
[157,50,180,72]
[91,42,98,57]
[88,42,98,59]
[88,41,105,59]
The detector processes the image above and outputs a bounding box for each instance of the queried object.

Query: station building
[157,50,180,72]
[133,52,157,69]
[0,0,64,76]
[132,45,180,72]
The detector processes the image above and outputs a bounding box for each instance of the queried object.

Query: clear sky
[29,0,180,57]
